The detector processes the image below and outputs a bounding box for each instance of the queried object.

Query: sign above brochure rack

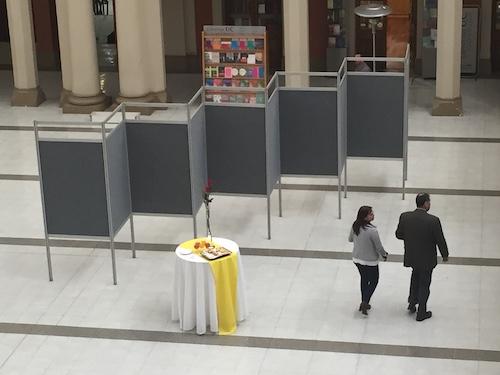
[203,25,266,36]
[202,25,267,105]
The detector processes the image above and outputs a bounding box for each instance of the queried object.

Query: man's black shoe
[407,304,417,313]
[416,311,432,321]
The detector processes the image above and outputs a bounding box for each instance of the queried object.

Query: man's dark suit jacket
[396,209,449,269]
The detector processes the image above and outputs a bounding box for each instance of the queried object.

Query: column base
[114,92,158,115]
[62,92,112,114]
[431,96,463,116]
[59,88,72,107]
[152,90,169,103]
[11,87,46,107]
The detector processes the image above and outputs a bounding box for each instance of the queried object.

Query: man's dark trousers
[408,268,433,316]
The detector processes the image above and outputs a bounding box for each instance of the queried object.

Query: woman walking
[349,206,388,315]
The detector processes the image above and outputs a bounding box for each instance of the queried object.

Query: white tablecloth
[171,237,248,334]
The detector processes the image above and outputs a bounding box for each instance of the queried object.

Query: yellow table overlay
[180,238,239,335]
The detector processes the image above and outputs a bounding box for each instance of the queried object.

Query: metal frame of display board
[204,82,282,240]
[34,113,137,285]
[275,69,348,219]
[265,73,283,228]
[34,96,208,284]
[120,93,207,240]
[345,44,409,200]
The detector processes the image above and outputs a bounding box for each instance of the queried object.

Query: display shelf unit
[203,26,267,105]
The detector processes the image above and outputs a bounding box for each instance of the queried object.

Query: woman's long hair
[352,206,373,235]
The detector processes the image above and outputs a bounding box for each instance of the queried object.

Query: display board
[126,122,193,215]
[203,25,267,104]
[266,90,281,194]
[105,123,133,235]
[189,106,208,213]
[206,105,267,195]
[279,90,338,175]
[337,75,348,173]
[39,141,109,237]
[347,74,404,158]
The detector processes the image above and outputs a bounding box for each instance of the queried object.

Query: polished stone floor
[0,70,499,374]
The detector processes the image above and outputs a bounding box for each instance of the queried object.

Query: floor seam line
[0,322,498,362]
[1,237,499,267]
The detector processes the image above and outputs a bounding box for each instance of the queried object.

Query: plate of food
[201,246,232,260]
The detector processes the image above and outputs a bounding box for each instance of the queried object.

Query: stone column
[432,0,463,116]
[64,0,110,113]
[115,0,154,106]
[6,0,46,106]
[144,0,167,102]
[55,0,72,105]
[283,0,309,87]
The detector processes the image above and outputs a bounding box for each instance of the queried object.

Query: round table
[171,237,248,334]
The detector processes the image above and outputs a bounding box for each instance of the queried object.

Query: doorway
[93,0,117,70]
[354,0,388,71]
[492,0,500,72]
[224,0,283,73]
[409,0,417,75]
[0,0,9,67]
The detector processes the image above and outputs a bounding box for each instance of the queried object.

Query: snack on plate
[201,246,232,260]
[194,240,212,250]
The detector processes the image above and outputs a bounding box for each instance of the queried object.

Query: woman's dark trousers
[355,263,379,304]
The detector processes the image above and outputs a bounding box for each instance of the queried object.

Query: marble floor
[0,70,499,374]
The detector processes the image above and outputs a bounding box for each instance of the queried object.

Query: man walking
[396,193,449,321]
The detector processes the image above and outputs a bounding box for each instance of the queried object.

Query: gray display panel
[338,78,348,171]
[126,122,192,214]
[206,105,267,195]
[266,92,281,194]
[279,90,338,175]
[39,141,109,237]
[105,123,132,235]
[189,106,208,212]
[347,74,405,158]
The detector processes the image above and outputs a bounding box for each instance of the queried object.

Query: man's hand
[442,257,449,263]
